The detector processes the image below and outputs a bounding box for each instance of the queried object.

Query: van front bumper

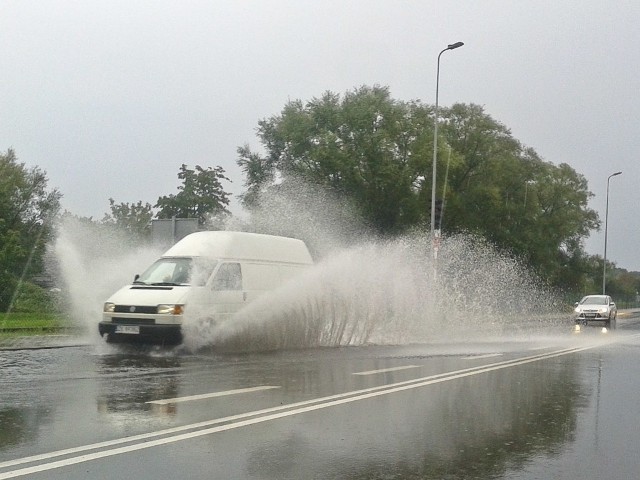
[99,321,182,343]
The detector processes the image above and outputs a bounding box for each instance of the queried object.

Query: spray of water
[52,217,163,341]
[232,178,373,257]
[186,231,562,353]
[51,180,564,353]
[180,180,564,352]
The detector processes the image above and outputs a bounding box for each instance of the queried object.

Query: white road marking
[2,335,637,479]
[146,386,280,405]
[353,365,420,376]
[461,353,503,360]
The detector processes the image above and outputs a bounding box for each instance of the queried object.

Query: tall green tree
[238,85,432,233]
[155,164,232,227]
[0,149,61,311]
[238,87,601,291]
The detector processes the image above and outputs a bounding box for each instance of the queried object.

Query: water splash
[52,217,163,341]
[185,232,563,353]
[51,181,565,353]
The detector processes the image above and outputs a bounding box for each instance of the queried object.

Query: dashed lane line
[461,353,503,360]
[353,365,420,376]
[146,386,281,405]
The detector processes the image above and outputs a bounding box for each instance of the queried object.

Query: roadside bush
[9,281,59,313]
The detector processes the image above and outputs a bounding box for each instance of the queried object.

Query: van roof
[162,231,313,264]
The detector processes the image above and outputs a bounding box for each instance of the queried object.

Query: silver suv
[574,295,617,329]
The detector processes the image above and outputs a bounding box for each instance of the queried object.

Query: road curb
[0,343,90,351]
[0,335,91,351]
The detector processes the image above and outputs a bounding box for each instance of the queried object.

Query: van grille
[114,305,157,314]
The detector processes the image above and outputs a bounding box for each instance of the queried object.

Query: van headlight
[157,304,185,315]
[104,302,115,313]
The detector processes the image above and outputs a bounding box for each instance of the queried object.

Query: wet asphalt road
[2,317,640,479]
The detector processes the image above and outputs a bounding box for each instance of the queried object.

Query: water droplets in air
[52,179,563,353]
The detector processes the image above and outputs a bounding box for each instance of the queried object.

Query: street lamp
[602,171,622,294]
[431,41,464,238]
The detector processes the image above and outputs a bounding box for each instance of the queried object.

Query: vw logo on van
[129,306,136,313]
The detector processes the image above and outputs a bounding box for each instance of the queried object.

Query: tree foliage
[238,86,430,233]
[237,87,601,290]
[607,267,640,300]
[439,103,599,286]
[0,149,61,311]
[155,164,232,227]
[101,198,153,240]
[100,164,232,238]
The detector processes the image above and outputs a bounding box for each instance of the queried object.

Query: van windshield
[134,258,217,286]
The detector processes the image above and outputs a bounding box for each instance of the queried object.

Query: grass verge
[0,312,74,337]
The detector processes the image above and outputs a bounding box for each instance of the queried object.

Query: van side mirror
[134,274,140,282]
[574,302,579,307]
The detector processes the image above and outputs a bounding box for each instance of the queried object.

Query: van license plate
[115,325,140,334]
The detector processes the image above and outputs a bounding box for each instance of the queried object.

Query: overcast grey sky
[2,1,639,269]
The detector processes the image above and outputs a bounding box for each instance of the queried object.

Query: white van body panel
[99,231,313,342]
[107,285,190,306]
[162,231,313,264]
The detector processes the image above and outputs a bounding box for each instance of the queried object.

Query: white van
[99,231,313,343]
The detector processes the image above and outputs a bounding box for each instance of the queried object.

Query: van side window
[212,263,242,291]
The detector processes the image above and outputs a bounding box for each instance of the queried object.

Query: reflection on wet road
[2,323,640,479]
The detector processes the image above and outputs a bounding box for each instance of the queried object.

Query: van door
[210,262,245,320]
[241,262,281,303]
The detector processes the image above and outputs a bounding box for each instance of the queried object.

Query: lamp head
[448,42,464,50]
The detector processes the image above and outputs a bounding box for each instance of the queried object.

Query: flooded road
[2,319,640,479]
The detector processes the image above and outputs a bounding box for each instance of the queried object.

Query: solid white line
[3,336,636,479]
[146,386,280,405]
[461,353,503,360]
[353,365,420,376]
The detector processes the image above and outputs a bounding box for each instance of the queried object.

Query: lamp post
[602,171,622,294]
[431,41,464,238]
